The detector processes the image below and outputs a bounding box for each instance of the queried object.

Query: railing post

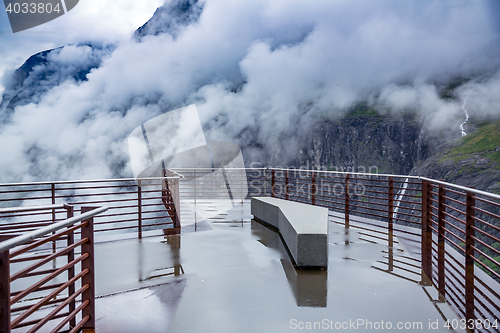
[51,183,56,222]
[66,206,76,329]
[388,177,394,248]
[173,177,181,228]
[345,174,350,229]
[421,179,432,285]
[264,169,267,197]
[465,190,475,323]
[137,180,142,240]
[194,170,197,206]
[80,207,96,333]
[387,177,394,272]
[438,185,446,301]
[285,170,289,201]
[271,169,276,198]
[311,172,316,205]
[51,183,56,260]
[0,236,10,333]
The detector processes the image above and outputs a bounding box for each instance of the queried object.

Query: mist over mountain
[1,0,500,187]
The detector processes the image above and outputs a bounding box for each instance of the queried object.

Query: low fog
[1,0,500,183]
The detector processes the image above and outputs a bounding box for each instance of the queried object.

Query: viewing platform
[0,168,499,332]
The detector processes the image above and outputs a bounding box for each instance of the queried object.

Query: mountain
[0,43,113,123]
[1,0,500,193]
[134,0,203,40]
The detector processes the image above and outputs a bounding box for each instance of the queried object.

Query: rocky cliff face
[291,109,500,193]
[288,104,446,174]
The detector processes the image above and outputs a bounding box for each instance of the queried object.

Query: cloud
[1,0,500,182]
[0,0,164,94]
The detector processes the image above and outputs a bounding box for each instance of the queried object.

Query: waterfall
[393,178,408,220]
[459,97,470,137]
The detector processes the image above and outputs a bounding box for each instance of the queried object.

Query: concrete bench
[251,197,328,268]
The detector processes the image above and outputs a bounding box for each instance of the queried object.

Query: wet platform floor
[93,201,465,333]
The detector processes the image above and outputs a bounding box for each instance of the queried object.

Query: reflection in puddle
[251,220,328,308]
[281,259,327,307]
[140,234,184,282]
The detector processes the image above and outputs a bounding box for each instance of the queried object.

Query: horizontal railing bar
[471,249,500,280]
[0,176,181,187]
[393,199,421,206]
[444,187,467,197]
[10,238,86,282]
[442,218,465,235]
[442,226,465,244]
[51,299,90,333]
[0,206,107,253]
[94,225,137,233]
[11,237,87,284]
[0,188,49,194]
[54,184,137,191]
[11,269,89,329]
[95,218,138,225]
[472,206,500,225]
[10,254,50,263]
[472,289,499,320]
[17,268,58,279]
[474,195,500,208]
[69,315,91,333]
[442,203,466,217]
[473,270,500,305]
[472,235,500,258]
[471,225,500,244]
[443,195,465,207]
[393,211,421,219]
[10,252,89,305]
[10,223,83,259]
[28,284,89,333]
[471,215,500,234]
[422,177,500,201]
[394,217,422,226]
[442,234,465,254]
[14,312,69,329]
[442,211,465,227]
[0,222,53,233]
[56,191,138,199]
[0,204,68,214]
[11,296,69,313]
[0,210,63,219]
[266,167,421,179]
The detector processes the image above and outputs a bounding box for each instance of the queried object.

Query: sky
[0,0,164,94]
[1,0,500,183]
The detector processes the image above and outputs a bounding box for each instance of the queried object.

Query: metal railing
[0,169,499,332]
[0,204,107,333]
[170,167,500,332]
[0,177,180,241]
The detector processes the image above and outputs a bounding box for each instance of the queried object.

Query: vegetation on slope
[440,121,500,171]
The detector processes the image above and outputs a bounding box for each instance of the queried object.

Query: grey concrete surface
[251,197,329,267]
[9,201,470,333]
[166,215,465,333]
